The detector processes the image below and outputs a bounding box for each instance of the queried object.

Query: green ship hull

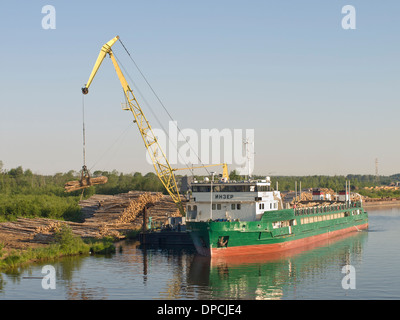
[187,202,368,257]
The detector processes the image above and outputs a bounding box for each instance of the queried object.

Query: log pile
[78,191,184,235]
[98,224,123,239]
[291,188,337,204]
[0,218,101,247]
[35,221,63,234]
[145,196,181,225]
[293,201,340,208]
[364,186,400,191]
[64,176,108,192]
[117,193,163,224]
[0,191,185,249]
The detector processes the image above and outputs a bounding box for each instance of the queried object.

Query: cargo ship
[185,177,368,257]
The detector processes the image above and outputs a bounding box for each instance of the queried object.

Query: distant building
[339,190,349,202]
[312,189,325,201]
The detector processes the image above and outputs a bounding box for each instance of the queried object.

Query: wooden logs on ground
[0,191,185,249]
[64,176,108,192]
[118,193,163,223]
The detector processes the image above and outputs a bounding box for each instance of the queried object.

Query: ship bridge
[186,177,283,222]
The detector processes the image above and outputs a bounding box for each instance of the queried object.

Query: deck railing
[294,201,362,216]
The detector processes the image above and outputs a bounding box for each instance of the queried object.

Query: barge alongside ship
[186,177,368,257]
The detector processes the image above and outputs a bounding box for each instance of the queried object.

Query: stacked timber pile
[35,221,63,234]
[79,191,183,237]
[299,192,312,201]
[118,193,163,224]
[32,219,102,243]
[320,188,337,200]
[293,201,340,208]
[0,218,102,248]
[289,191,312,205]
[82,191,164,224]
[150,195,181,219]
[364,186,400,191]
[290,188,337,205]
[79,194,116,219]
[0,191,184,249]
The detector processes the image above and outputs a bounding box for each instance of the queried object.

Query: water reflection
[139,245,198,300]
[0,230,369,300]
[187,231,368,299]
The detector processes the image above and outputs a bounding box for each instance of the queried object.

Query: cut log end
[64,176,108,193]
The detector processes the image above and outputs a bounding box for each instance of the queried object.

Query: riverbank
[0,191,179,249]
[0,224,116,271]
[363,199,400,209]
[0,191,180,270]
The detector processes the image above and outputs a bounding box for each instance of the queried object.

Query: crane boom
[82,36,184,215]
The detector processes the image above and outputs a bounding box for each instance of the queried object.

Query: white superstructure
[185,177,282,222]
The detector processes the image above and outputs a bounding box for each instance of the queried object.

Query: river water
[1,207,399,300]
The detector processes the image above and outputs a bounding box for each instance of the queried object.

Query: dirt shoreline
[0,191,180,253]
[363,200,400,209]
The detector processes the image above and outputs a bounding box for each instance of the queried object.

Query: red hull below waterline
[195,223,368,259]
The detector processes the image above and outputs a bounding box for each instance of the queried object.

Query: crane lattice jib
[82,36,184,215]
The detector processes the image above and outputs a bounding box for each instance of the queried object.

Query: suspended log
[64,176,108,192]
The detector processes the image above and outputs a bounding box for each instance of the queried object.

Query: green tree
[229,170,241,181]
[8,166,23,177]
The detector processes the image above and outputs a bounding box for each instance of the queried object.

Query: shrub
[0,194,83,222]
[54,224,88,255]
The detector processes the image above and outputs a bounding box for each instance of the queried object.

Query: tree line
[0,164,165,221]
[1,162,399,221]
[1,164,399,197]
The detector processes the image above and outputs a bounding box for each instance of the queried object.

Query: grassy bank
[0,194,84,222]
[0,225,115,271]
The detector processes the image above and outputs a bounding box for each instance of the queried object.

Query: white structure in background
[186,176,283,222]
[312,189,325,201]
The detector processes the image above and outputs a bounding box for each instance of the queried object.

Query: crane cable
[117,38,211,177]
[113,52,193,174]
[82,94,87,169]
[80,94,90,200]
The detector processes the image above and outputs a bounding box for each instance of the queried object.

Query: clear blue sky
[0,1,399,176]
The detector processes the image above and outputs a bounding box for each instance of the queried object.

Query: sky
[0,1,399,177]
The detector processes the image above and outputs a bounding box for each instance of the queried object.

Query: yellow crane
[81,36,185,214]
[82,36,230,215]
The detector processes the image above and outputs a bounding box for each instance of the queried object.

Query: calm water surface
[1,207,399,300]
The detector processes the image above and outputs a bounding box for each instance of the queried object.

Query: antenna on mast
[243,138,254,180]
